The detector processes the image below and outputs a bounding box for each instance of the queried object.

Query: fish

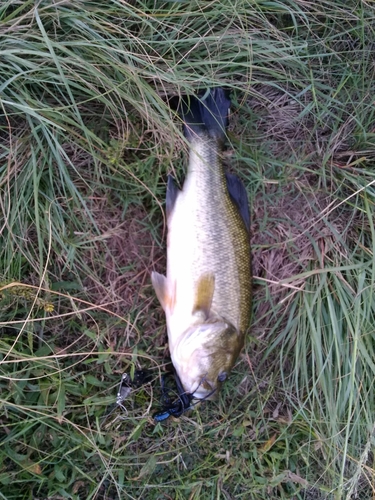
[152,88,251,401]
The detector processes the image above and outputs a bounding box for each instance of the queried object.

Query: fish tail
[181,88,230,141]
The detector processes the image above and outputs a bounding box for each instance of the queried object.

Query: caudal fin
[180,88,230,141]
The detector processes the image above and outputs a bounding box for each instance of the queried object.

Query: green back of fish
[180,133,251,337]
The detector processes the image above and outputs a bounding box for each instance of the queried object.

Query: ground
[1,1,375,499]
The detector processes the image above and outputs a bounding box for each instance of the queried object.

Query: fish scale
[175,136,250,334]
[152,88,251,401]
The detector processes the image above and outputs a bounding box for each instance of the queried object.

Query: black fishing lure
[153,371,215,422]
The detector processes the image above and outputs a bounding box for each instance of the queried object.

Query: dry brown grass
[83,200,163,311]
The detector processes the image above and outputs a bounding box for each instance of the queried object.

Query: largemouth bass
[152,88,251,400]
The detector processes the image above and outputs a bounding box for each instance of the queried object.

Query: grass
[1,0,375,498]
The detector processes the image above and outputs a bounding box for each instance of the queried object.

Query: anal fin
[166,175,180,221]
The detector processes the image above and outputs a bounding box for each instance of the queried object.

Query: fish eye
[217,372,227,382]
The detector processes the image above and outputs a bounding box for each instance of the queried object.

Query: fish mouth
[191,386,217,401]
[190,376,217,401]
[174,369,217,401]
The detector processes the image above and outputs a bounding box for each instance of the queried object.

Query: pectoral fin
[192,273,215,320]
[151,272,176,313]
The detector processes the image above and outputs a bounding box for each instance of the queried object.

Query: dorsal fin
[225,172,250,232]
